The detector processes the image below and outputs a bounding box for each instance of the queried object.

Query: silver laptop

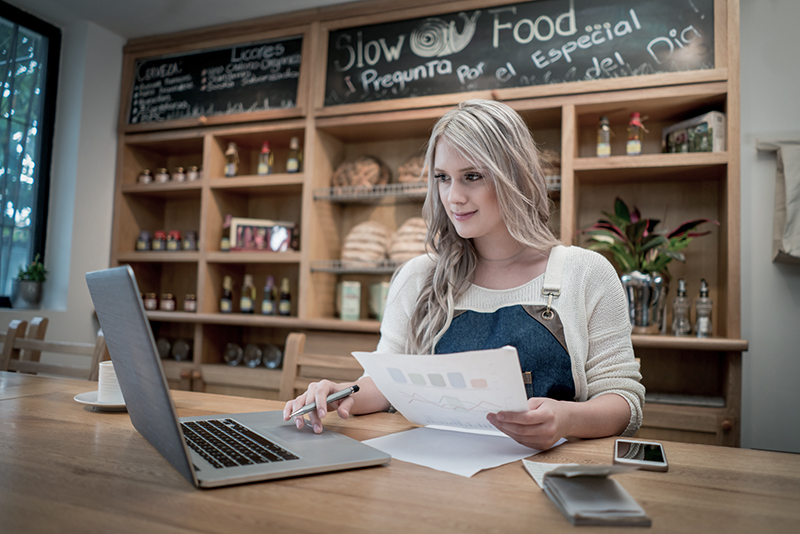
[85,266,390,488]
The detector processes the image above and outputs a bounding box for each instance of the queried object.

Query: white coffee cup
[97,361,125,404]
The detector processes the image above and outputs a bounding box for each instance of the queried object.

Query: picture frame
[229,217,295,252]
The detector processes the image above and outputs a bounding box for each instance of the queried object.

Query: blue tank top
[435,305,575,401]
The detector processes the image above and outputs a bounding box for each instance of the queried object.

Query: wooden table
[1,372,798,533]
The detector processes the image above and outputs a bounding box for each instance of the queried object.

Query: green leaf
[614,198,631,223]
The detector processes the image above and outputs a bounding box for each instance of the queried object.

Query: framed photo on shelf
[230,217,295,252]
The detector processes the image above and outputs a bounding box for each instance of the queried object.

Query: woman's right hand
[282,379,355,434]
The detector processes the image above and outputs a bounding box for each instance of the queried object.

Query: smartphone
[613,439,669,472]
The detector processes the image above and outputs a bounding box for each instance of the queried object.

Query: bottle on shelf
[220,275,234,313]
[257,141,273,175]
[626,112,644,156]
[261,275,277,315]
[597,116,612,157]
[224,142,239,177]
[286,137,301,173]
[671,278,692,336]
[694,279,713,338]
[240,274,256,314]
[278,277,291,316]
[220,214,232,252]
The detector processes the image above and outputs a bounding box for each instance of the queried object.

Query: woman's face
[434,140,507,244]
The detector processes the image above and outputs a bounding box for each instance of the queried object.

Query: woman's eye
[435,173,449,183]
[464,172,483,182]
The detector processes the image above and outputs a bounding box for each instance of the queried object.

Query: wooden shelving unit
[110,0,745,445]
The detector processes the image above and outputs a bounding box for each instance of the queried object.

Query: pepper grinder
[671,278,692,336]
[694,279,713,338]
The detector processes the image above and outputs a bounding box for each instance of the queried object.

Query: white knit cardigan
[375,246,645,436]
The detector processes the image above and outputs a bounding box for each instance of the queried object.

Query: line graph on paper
[401,392,502,413]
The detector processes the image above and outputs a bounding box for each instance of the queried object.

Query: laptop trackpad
[268,421,342,443]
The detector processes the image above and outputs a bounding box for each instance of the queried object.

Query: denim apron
[434,246,575,401]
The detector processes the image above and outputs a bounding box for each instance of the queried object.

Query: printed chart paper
[353,346,529,434]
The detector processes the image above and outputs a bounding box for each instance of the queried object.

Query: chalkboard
[325,0,714,106]
[129,36,302,125]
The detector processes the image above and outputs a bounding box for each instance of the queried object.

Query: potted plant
[11,253,48,309]
[581,198,718,334]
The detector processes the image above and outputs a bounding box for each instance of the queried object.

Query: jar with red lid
[167,230,182,251]
[152,231,167,251]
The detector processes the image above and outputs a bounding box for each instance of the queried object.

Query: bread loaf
[389,217,428,262]
[397,154,426,183]
[332,155,391,188]
[341,220,391,265]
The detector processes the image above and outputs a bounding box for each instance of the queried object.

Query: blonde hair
[406,99,560,354]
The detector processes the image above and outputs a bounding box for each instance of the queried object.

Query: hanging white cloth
[756,139,800,264]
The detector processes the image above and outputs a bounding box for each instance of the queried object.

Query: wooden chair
[0,318,110,381]
[278,332,365,401]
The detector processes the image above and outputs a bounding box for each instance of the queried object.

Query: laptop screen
[86,266,197,486]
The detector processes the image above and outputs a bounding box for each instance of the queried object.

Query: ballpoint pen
[290,385,360,418]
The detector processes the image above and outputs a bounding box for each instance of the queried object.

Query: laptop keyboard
[181,419,299,469]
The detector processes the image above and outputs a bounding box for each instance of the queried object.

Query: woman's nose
[446,180,466,204]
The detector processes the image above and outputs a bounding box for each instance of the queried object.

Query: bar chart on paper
[353,347,529,432]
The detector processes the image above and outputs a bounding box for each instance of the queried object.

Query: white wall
[739,0,800,453]
[3,2,123,345]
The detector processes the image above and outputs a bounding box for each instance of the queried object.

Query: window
[0,1,60,298]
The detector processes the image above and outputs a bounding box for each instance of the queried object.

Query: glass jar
[159,293,176,311]
[263,344,283,369]
[186,165,200,181]
[152,231,167,251]
[223,342,243,366]
[182,231,198,251]
[167,230,182,251]
[143,293,159,311]
[138,169,153,184]
[172,166,186,182]
[243,344,263,368]
[154,168,170,183]
[171,339,192,362]
[183,294,197,313]
[156,337,171,359]
[135,231,151,251]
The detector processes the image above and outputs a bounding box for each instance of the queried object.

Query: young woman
[284,99,644,449]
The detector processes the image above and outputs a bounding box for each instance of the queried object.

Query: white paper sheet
[353,346,529,434]
[364,427,550,478]
[354,347,563,477]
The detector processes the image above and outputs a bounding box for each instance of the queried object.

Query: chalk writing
[128,36,302,125]
[324,0,715,106]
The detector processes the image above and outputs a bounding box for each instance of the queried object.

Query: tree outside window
[0,2,60,301]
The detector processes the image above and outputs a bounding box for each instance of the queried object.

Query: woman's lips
[452,210,476,221]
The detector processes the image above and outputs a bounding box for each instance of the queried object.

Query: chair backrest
[0,318,110,381]
[278,332,365,401]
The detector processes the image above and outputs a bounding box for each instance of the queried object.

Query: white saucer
[74,390,127,412]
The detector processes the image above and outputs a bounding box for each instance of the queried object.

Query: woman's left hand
[487,397,571,450]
